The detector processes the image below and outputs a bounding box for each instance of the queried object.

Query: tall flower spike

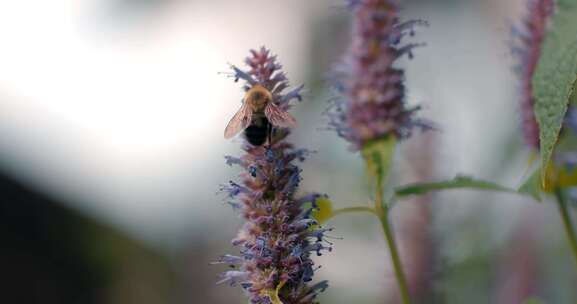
[329,0,428,149]
[217,47,331,304]
[512,0,555,150]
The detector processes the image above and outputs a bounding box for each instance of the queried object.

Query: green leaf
[361,136,397,188]
[395,175,517,197]
[518,168,543,202]
[523,297,545,304]
[533,5,577,186]
[558,0,577,10]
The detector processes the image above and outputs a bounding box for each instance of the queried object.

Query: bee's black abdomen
[244,117,270,146]
[244,125,267,146]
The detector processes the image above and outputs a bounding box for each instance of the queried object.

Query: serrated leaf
[361,136,397,188]
[533,5,577,186]
[395,175,517,197]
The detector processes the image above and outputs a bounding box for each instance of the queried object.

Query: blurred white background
[3,1,573,303]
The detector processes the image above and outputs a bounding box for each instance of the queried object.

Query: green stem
[375,177,411,304]
[554,188,577,267]
[330,206,377,219]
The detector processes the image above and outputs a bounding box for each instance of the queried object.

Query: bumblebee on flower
[216,47,331,304]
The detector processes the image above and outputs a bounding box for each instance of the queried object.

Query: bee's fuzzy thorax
[217,48,330,304]
[512,0,555,150]
[245,85,273,112]
[224,47,299,140]
[329,0,428,149]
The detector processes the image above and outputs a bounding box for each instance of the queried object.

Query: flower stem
[378,208,411,304]
[554,188,577,267]
[331,206,377,218]
[375,176,411,304]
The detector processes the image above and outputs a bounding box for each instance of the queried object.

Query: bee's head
[246,84,273,111]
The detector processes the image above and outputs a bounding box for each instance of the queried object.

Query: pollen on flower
[329,0,428,149]
[512,0,555,150]
[216,47,331,304]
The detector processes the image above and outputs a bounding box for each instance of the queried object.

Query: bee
[224,84,297,145]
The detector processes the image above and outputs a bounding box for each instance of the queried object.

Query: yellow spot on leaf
[311,197,334,224]
[541,160,577,192]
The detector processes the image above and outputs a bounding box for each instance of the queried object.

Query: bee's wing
[264,102,297,128]
[224,103,253,139]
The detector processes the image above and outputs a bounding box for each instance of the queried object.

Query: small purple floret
[329,0,428,149]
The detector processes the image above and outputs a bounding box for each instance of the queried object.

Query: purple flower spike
[217,47,331,304]
[512,0,555,150]
[329,0,428,149]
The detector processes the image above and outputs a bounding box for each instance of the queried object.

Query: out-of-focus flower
[329,0,428,149]
[216,47,331,304]
[512,0,555,150]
